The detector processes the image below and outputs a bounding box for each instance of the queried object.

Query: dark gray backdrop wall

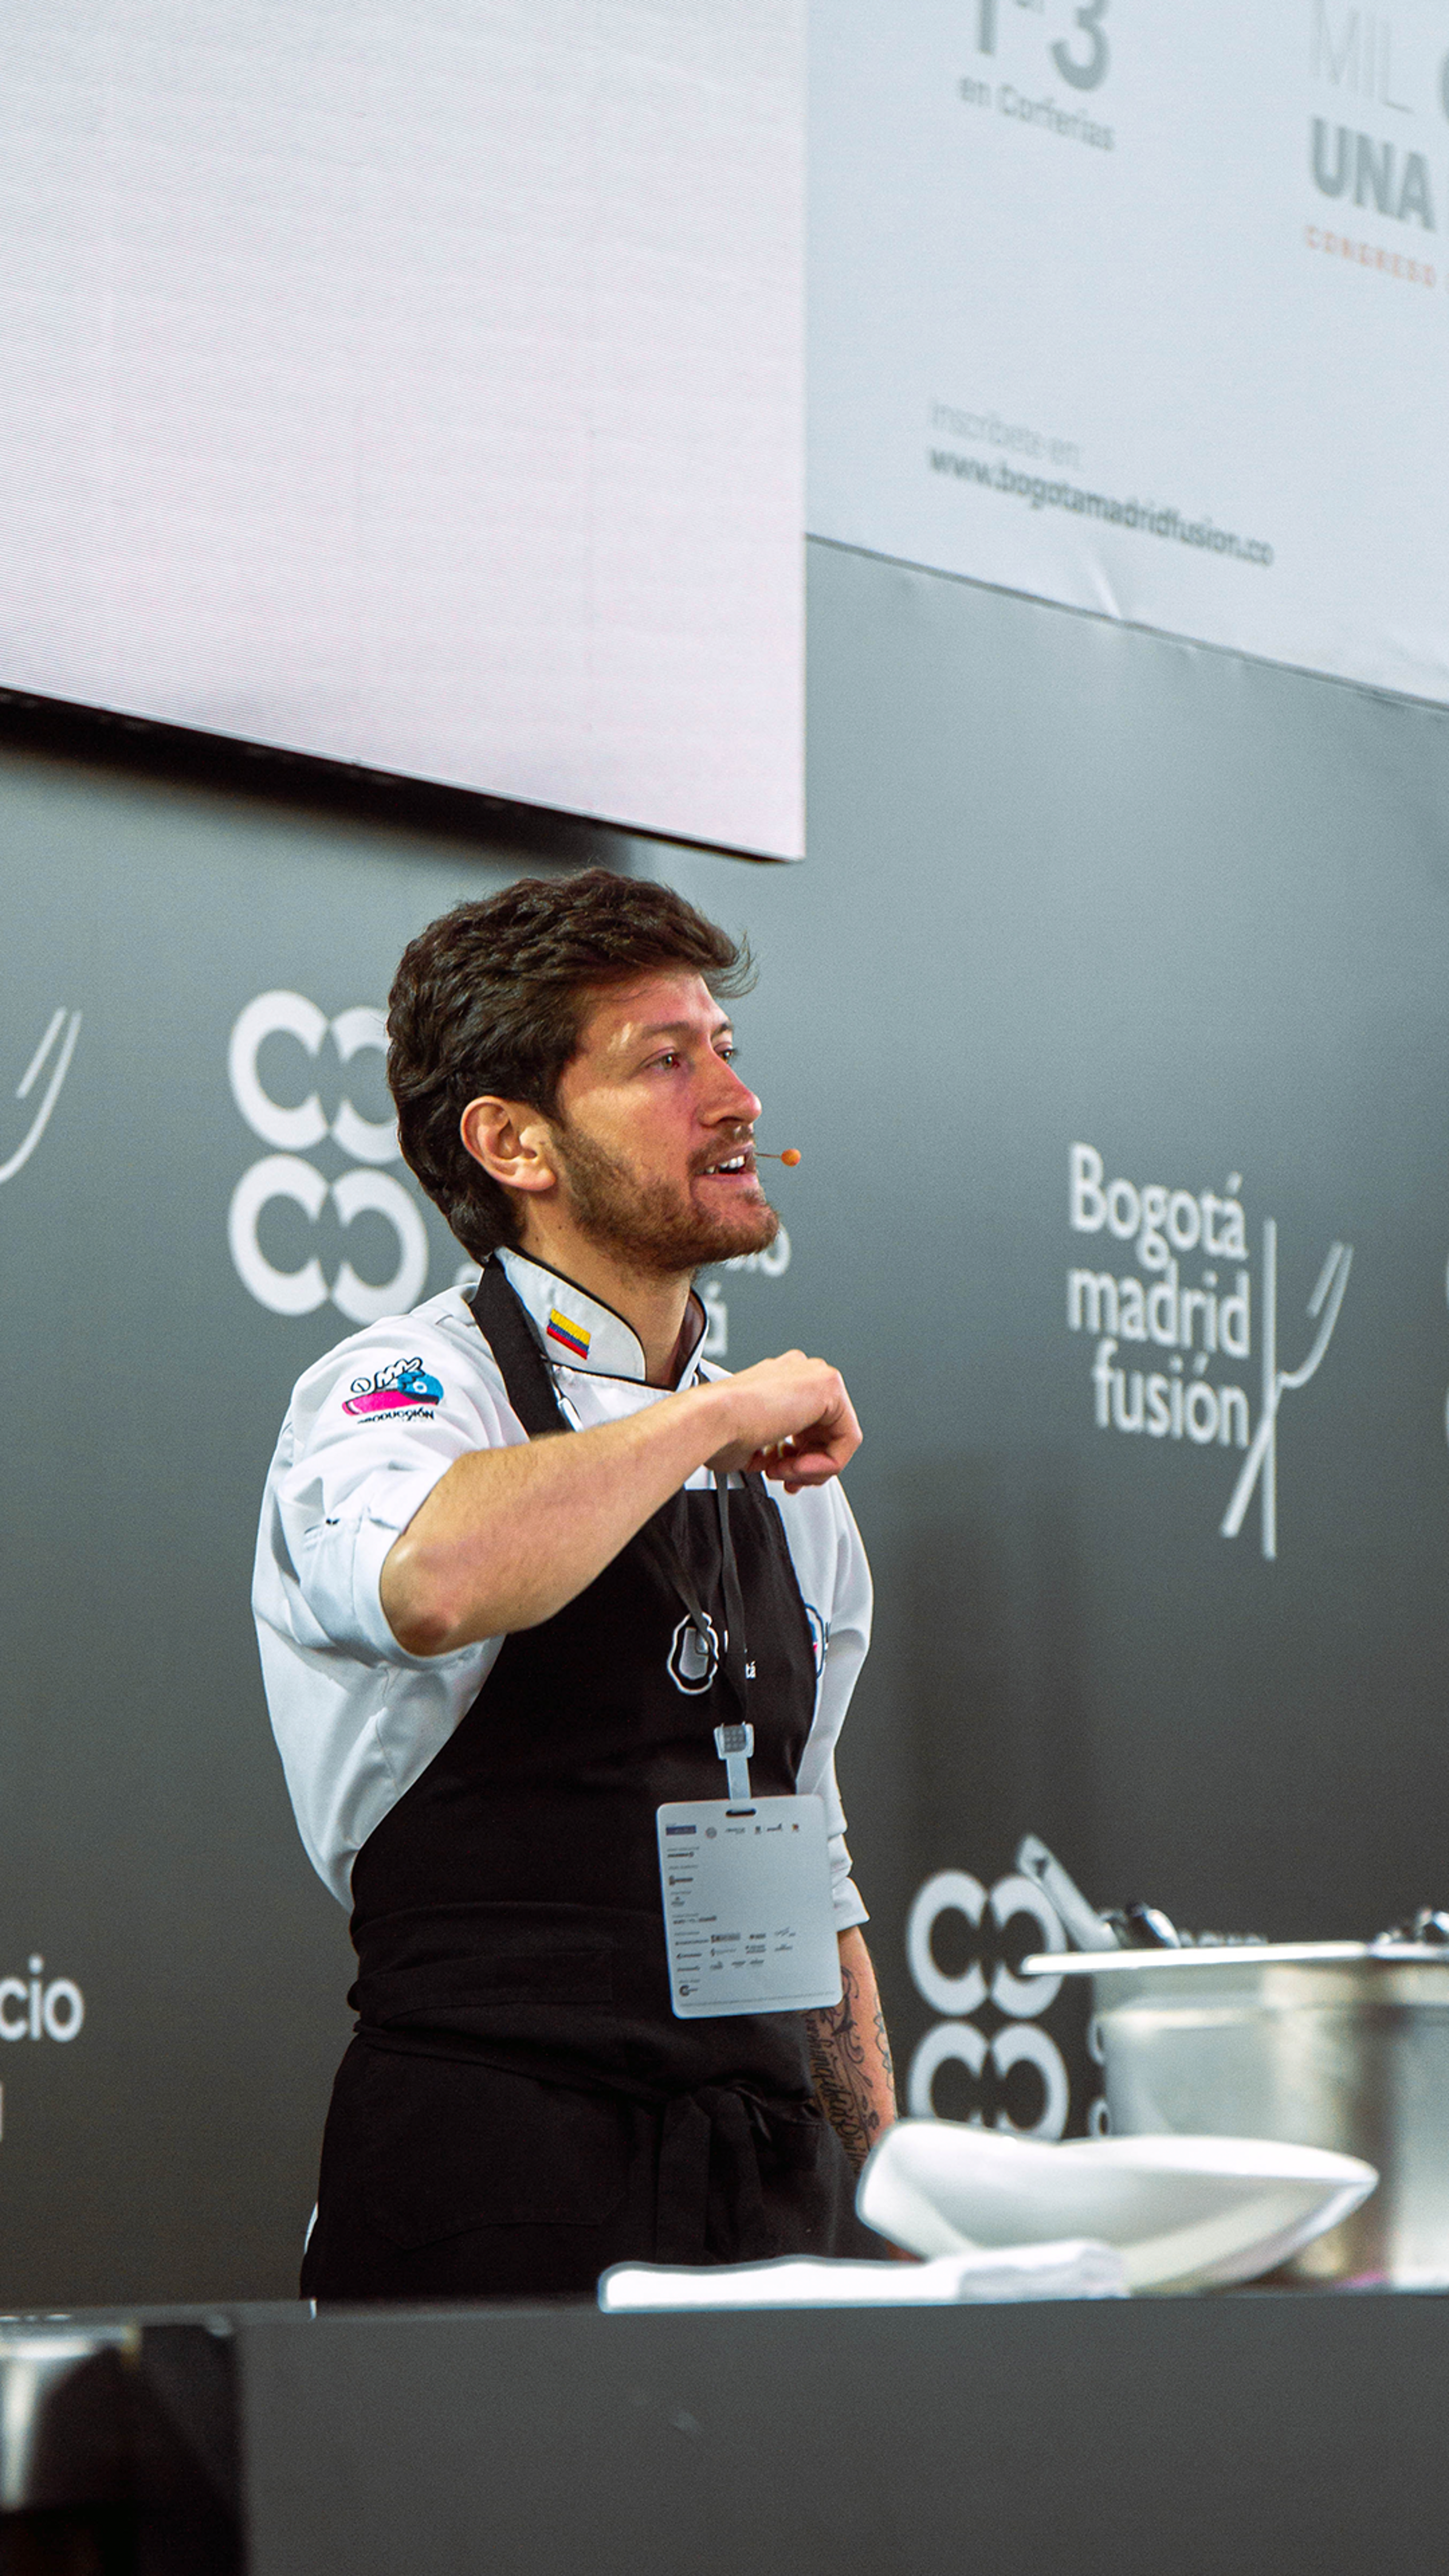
[5,529,1449,2298]
[0,761,626,2304]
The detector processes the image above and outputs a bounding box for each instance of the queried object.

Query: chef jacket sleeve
[266,1324,521,1668]
[791,1484,873,1933]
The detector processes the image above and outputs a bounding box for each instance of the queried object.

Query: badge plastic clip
[713,1721,754,1806]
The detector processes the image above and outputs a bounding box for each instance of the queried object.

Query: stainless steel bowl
[1024,1943,1449,2287]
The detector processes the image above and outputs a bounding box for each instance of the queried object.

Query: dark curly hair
[387,869,754,1258]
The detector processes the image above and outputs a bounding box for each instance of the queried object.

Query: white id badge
[657,1796,843,2019]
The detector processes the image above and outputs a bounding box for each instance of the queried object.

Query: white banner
[811,2,1449,704]
[0,1,803,859]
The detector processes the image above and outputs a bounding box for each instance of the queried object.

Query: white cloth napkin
[598,2239,1128,2310]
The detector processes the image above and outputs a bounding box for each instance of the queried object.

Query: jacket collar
[496,1247,706,1387]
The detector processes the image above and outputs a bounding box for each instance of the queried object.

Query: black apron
[301,1258,877,2298]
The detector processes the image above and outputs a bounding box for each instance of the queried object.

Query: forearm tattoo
[805,1955,897,2173]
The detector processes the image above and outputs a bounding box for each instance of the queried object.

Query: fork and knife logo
[1220,1221,1353,1563]
[2,1007,83,1189]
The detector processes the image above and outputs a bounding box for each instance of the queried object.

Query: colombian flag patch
[546,1308,591,1360]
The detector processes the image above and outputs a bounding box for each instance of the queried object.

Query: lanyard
[636,1475,752,1734]
[637,1479,755,1798]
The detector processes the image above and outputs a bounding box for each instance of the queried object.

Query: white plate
[857,2121,1378,2293]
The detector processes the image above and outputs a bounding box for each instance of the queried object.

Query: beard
[548,1117,780,1275]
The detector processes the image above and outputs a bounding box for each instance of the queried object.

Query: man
[255,868,896,2298]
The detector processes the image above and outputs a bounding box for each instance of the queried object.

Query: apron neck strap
[468,1258,572,1438]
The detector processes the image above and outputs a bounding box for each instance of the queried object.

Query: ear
[459,1097,558,1199]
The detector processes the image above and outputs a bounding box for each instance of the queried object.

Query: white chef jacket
[253,1247,872,1926]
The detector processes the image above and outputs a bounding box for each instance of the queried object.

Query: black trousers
[301,2035,882,2301]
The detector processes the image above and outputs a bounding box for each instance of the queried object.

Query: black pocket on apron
[357,2045,634,2248]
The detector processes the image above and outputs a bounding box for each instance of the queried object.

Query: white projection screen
[812,1,1449,711]
[1,2,804,859]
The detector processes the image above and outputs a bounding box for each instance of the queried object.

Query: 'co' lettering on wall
[226,991,432,1324]
[903,1868,1077,2139]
